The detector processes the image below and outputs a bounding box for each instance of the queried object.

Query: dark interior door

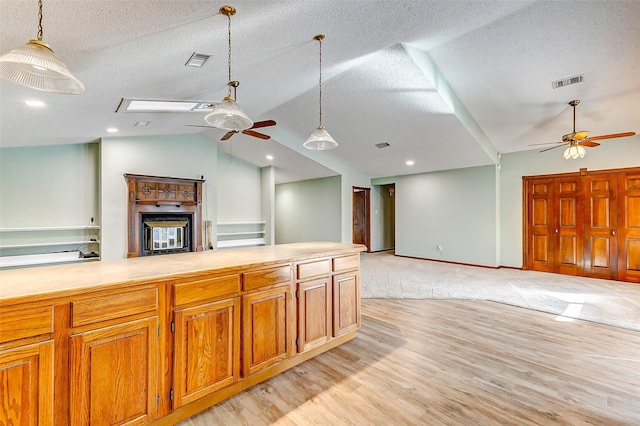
[352,187,370,251]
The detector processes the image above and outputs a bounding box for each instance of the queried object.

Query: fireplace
[124,174,204,258]
[141,213,192,256]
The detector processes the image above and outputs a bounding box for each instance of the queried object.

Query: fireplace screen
[144,220,187,252]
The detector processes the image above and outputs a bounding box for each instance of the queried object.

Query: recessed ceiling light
[25,100,45,107]
[135,121,150,127]
[375,142,390,148]
[106,128,118,133]
[266,155,274,160]
[406,160,414,166]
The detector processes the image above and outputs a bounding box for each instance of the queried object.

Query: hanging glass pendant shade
[205,5,253,131]
[205,95,253,130]
[304,125,338,150]
[0,1,84,94]
[304,34,337,151]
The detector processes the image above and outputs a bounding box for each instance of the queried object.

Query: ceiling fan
[187,119,276,141]
[186,80,276,141]
[530,99,635,157]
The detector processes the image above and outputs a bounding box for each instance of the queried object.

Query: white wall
[216,151,262,222]
[499,137,640,267]
[100,134,217,260]
[275,176,341,244]
[0,143,99,227]
[392,165,498,266]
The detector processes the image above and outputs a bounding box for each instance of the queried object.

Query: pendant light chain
[227,12,232,97]
[318,36,323,127]
[37,0,44,41]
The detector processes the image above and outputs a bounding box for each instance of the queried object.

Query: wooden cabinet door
[69,317,158,426]
[242,285,293,376]
[173,297,240,408]
[525,178,554,272]
[333,272,361,337]
[617,172,640,283]
[0,340,54,425]
[297,278,331,353]
[583,173,618,279]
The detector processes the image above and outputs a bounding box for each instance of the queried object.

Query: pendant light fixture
[0,0,85,94]
[205,5,253,131]
[304,34,338,150]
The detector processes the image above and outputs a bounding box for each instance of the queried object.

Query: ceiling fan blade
[539,143,568,153]
[186,124,216,128]
[586,132,636,141]
[242,129,271,140]
[579,141,600,148]
[250,120,276,129]
[221,131,238,141]
[527,141,564,146]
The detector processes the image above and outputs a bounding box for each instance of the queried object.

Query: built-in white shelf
[216,221,266,249]
[0,251,99,269]
[217,231,265,237]
[217,221,265,226]
[0,226,100,232]
[0,225,101,268]
[0,240,100,249]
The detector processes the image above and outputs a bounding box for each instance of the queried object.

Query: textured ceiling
[1,0,639,183]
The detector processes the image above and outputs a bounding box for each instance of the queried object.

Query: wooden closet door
[554,176,583,276]
[525,178,554,272]
[617,171,640,283]
[583,173,618,279]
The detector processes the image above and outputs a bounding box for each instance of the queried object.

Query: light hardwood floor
[178,299,640,425]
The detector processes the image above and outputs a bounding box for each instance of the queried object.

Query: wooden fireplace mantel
[124,174,205,257]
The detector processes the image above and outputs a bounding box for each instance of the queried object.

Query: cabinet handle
[555,229,559,234]
[612,230,616,236]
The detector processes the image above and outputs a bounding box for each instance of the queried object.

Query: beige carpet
[360,251,640,332]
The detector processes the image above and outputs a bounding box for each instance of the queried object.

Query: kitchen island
[0,242,365,425]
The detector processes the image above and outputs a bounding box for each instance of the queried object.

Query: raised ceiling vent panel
[552,74,584,89]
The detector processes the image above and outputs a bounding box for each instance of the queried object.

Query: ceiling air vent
[185,52,211,67]
[375,142,390,148]
[552,74,583,89]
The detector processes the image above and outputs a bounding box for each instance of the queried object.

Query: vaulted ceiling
[1,1,639,183]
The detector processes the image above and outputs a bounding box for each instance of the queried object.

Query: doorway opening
[352,187,370,251]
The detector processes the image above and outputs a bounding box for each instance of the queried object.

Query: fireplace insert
[140,213,192,256]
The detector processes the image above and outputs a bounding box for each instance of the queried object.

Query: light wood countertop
[0,242,365,304]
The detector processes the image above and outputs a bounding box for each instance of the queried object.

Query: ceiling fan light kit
[204,5,253,132]
[563,143,587,160]
[531,99,635,160]
[304,34,338,151]
[0,0,84,94]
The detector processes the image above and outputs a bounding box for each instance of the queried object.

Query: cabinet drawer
[333,254,360,272]
[71,285,158,328]
[296,259,331,280]
[243,265,292,291]
[173,274,240,307]
[0,305,53,343]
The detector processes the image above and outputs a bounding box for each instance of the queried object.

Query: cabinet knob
[612,230,616,236]
[555,228,559,234]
